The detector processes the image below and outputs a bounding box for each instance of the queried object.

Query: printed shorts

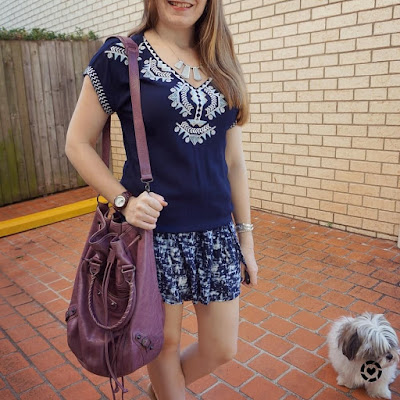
[153,223,243,305]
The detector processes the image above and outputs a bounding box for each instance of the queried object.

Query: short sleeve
[83,38,128,114]
[227,108,239,130]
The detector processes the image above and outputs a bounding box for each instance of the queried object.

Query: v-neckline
[142,34,212,91]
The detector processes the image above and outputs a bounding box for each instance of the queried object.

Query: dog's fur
[328,313,399,399]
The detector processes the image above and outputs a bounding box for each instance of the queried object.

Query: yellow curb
[0,197,108,238]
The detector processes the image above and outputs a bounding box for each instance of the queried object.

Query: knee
[204,340,237,366]
[160,331,181,355]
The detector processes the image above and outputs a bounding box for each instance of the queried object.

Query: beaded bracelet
[235,223,254,233]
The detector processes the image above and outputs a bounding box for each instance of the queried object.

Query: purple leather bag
[66,36,164,398]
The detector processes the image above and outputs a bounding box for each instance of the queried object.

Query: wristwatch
[113,191,132,211]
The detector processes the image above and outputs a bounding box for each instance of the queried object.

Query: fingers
[240,262,258,287]
[149,192,168,207]
[123,191,167,230]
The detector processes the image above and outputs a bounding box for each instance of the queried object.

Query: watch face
[114,195,126,208]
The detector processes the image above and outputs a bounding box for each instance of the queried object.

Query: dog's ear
[337,321,362,361]
[342,331,361,361]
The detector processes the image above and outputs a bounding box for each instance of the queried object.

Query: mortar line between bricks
[235,313,360,399]
[0,309,64,399]
[0,270,107,400]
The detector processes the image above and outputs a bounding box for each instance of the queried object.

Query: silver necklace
[154,30,203,82]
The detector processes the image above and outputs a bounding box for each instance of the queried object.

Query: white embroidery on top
[105,42,128,65]
[141,37,230,145]
[84,66,113,114]
[142,58,173,82]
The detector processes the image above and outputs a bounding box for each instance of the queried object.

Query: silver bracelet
[235,223,254,233]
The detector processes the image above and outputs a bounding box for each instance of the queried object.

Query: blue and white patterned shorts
[153,222,243,305]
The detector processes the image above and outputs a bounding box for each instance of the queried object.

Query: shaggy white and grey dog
[328,313,399,399]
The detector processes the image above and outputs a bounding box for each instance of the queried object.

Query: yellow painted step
[0,197,107,238]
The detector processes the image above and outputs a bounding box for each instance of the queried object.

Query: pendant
[181,64,191,80]
[193,67,202,81]
[175,60,184,70]
[175,59,202,81]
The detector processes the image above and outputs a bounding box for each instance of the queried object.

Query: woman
[65,1,258,399]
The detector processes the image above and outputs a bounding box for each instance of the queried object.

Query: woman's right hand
[122,191,168,230]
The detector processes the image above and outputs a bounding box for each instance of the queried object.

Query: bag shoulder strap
[101,35,153,190]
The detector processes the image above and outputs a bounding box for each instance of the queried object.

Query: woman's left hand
[240,246,258,287]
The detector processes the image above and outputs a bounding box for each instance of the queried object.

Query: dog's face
[337,313,399,368]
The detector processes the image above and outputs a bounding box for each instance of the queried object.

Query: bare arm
[225,125,258,286]
[65,76,166,230]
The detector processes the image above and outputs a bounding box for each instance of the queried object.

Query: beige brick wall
[225,0,400,241]
[2,0,399,240]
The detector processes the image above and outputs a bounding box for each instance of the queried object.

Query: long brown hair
[128,0,249,125]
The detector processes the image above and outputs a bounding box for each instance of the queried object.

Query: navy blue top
[84,33,238,233]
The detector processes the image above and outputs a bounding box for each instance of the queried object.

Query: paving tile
[348,300,385,315]
[278,369,323,399]
[287,328,325,351]
[45,364,82,389]
[0,313,25,330]
[316,364,350,392]
[0,285,23,298]
[182,314,198,334]
[294,295,327,312]
[0,352,29,375]
[270,287,301,302]
[18,335,50,356]
[0,389,16,399]
[275,275,303,288]
[323,277,354,293]
[100,378,141,399]
[7,293,32,307]
[213,360,253,387]
[260,316,296,336]
[61,381,103,400]
[282,347,325,373]
[315,387,352,400]
[238,321,265,342]
[255,334,293,357]
[49,335,70,354]
[7,367,43,393]
[202,383,243,400]
[20,384,62,400]
[188,374,217,395]
[37,321,66,340]
[321,291,354,308]
[6,324,37,343]
[290,310,326,330]
[0,304,14,317]
[240,376,286,400]
[297,282,327,297]
[15,301,43,316]
[240,305,269,324]
[265,300,299,318]
[242,291,273,307]
[300,259,326,272]
[376,295,400,313]
[0,339,16,356]
[235,339,259,363]
[30,349,65,372]
[374,282,400,298]
[248,353,289,380]
[26,310,55,327]
[348,286,382,303]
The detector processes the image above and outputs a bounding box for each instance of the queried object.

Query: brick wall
[0,0,143,39]
[224,0,400,241]
[2,0,399,240]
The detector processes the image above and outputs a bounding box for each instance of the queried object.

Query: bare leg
[147,303,185,400]
[181,297,240,385]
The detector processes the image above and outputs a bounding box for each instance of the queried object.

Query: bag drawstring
[102,251,129,398]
